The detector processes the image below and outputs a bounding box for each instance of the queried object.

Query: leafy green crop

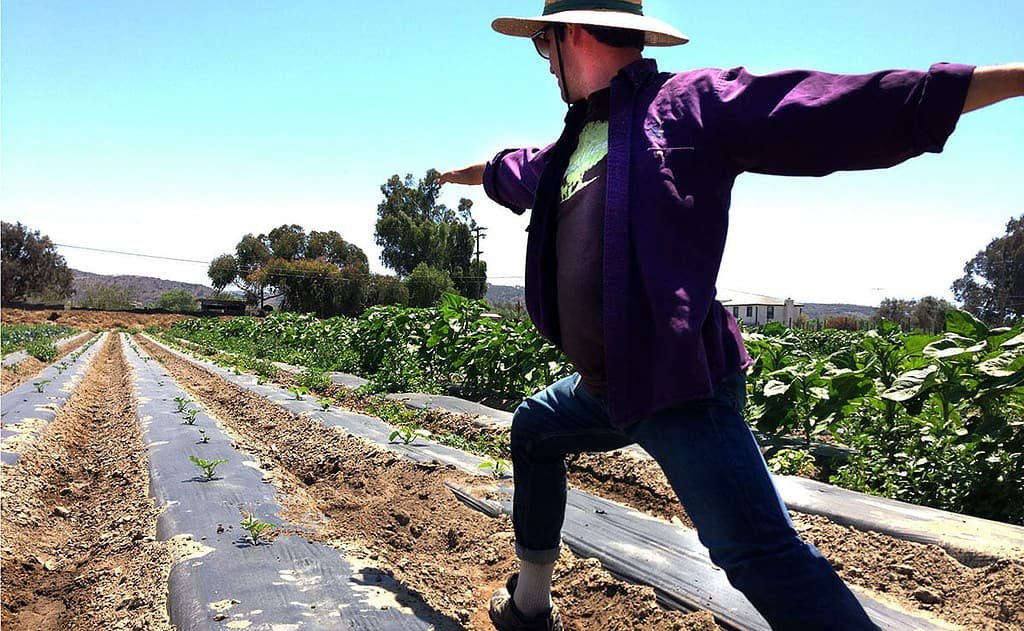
[189,455,227,480]
[389,426,431,445]
[239,512,275,546]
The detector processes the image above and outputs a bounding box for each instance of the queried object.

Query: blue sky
[2,0,1021,305]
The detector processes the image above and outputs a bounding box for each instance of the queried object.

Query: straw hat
[492,0,688,47]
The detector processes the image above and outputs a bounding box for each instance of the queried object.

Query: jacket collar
[616,57,659,87]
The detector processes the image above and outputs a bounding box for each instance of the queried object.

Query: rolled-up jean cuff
[516,543,560,565]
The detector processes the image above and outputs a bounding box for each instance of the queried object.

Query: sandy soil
[1,307,196,332]
[0,335,173,630]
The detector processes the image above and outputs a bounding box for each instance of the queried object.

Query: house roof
[717,289,804,306]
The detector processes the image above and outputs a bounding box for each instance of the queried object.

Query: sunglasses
[531,26,553,60]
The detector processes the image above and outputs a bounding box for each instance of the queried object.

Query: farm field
[1,306,1023,629]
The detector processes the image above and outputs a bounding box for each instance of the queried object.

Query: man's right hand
[439,163,486,186]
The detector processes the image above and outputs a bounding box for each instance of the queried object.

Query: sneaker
[488,574,563,631]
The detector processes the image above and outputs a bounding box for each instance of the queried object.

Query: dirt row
[135,335,721,630]
[1,308,196,331]
[1,334,174,630]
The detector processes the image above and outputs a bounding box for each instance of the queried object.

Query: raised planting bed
[1,333,105,465]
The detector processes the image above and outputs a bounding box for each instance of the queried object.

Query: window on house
[767,306,775,320]
[746,306,753,317]
[733,307,739,317]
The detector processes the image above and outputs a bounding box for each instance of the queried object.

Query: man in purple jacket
[440,2,1024,629]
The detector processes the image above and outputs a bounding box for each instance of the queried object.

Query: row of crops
[162,296,1024,525]
[1,322,76,361]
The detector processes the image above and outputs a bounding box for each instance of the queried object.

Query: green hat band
[543,1,644,17]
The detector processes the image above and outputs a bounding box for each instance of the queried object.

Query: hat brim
[492,10,688,46]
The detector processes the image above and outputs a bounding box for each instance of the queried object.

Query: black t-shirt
[556,88,609,396]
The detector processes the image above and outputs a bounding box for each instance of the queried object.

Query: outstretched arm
[963,63,1024,113]
[439,163,485,186]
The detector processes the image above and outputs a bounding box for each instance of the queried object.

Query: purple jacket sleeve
[712,63,975,176]
[482,145,554,214]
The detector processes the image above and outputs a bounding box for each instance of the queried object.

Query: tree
[874,298,915,329]
[365,274,409,307]
[152,289,198,312]
[209,226,372,317]
[952,215,1024,325]
[1,221,73,303]
[375,170,486,296]
[910,296,952,334]
[874,296,953,333]
[79,284,136,310]
[208,254,238,292]
[406,263,454,307]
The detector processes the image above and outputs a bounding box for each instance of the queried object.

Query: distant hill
[801,303,876,321]
[485,284,525,305]
[72,270,218,307]
[485,284,875,322]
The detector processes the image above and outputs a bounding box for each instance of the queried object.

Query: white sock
[512,560,555,618]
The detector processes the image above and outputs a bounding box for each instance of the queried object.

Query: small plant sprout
[55,362,69,375]
[189,455,228,481]
[33,379,51,393]
[239,512,275,546]
[318,398,332,411]
[288,385,309,401]
[478,457,510,479]
[174,396,193,413]
[182,407,200,425]
[388,426,431,445]
[198,428,210,444]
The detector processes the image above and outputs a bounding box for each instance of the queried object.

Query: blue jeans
[510,373,876,630]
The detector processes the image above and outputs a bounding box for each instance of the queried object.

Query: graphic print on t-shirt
[560,120,609,203]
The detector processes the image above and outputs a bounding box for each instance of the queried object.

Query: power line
[53,240,525,281]
[55,243,210,265]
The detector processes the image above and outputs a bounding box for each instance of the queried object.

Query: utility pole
[472,226,487,264]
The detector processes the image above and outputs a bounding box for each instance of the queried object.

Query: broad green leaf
[944,310,989,340]
[763,380,791,397]
[882,365,939,402]
[1000,332,1024,349]
[976,348,1024,378]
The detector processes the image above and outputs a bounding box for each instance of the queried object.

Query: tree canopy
[952,215,1024,326]
[208,225,380,317]
[1,221,74,303]
[375,170,486,300]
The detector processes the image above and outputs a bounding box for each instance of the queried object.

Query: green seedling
[318,398,332,411]
[239,512,275,546]
[256,377,266,386]
[233,367,242,375]
[33,379,51,393]
[478,457,510,479]
[288,385,309,400]
[388,426,431,445]
[174,396,193,413]
[197,428,210,444]
[182,407,200,425]
[55,362,69,375]
[189,455,228,481]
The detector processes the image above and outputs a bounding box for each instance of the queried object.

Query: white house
[718,290,803,327]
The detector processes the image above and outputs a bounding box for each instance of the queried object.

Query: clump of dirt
[1,307,196,331]
[139,335,722,630]
[0,334,173,631]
